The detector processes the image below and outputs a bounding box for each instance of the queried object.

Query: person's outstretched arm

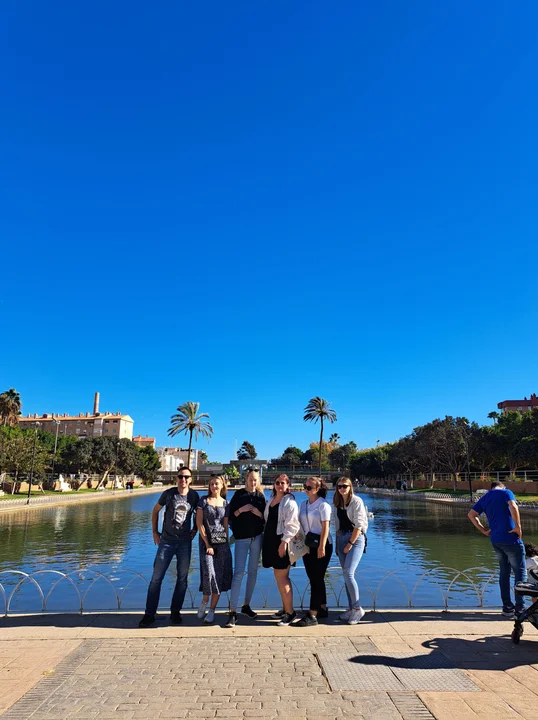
[467,509,490,537]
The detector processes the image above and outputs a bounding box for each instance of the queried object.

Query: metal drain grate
[389,693,435,719]
[0,640,102,720]
[316,650,480,693]
[317,650,407,691]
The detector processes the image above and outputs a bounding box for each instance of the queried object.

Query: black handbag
[305,531,321,549]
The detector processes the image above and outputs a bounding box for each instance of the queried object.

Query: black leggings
[303,544,333,611]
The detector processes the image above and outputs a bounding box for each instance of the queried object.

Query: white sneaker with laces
[348,607,365,625]
[197,601,208,619]
[339,609,352,621]
[204,609,215,624]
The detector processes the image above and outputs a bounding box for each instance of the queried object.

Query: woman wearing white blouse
[296,477,333,627]
[333,477,368,625]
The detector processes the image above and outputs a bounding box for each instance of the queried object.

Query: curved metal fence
[0,565,501,617]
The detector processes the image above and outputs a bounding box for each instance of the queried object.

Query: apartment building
[498,393,538,414]
[133,435,156,449]
[157,446,199,471]
[18,392,134,440]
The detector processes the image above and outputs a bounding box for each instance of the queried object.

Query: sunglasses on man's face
[178,475,191,480]
[337,485,350,490]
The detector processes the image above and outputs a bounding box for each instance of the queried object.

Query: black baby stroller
[512,569,538,643]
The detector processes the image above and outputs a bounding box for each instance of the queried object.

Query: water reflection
[0,491,536,613]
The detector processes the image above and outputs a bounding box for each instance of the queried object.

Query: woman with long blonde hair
[196,475,233,624]
[333,477,368,624]
[226,469,266,628]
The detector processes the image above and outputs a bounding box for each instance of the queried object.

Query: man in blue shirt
[468,481,527,618]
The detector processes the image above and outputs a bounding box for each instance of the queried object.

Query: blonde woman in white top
[333,476,368,625]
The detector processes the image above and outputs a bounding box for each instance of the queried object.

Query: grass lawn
[0,487,111,501]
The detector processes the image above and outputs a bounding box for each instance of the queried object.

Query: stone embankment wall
[368,477,538,495]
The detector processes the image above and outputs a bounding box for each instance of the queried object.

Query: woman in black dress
[262,474,300,626]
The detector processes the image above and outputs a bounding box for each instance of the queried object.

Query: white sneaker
[348,607,365,625]
[197,601,207,619]
[339,609,352,621]
[204,609,215,624]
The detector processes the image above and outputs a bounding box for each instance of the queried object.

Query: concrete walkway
[0,611,537,719]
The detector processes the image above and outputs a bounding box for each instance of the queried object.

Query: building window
[113,420,118,424]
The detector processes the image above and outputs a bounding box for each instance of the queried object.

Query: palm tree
[329,433,340,446]
[487,411,500,424]
[0,389,22,426]
[303,397,337,477]
[168,402,214,470]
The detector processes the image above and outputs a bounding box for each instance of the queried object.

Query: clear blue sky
[2,1,537,462]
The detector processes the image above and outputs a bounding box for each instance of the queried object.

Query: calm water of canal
[1,490,537,613]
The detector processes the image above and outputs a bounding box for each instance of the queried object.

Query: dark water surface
[1,490,537,613]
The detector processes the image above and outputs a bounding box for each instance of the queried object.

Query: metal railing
[0,565,501,617]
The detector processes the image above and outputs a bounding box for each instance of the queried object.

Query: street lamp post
[50,419,61,488]
[465,435,473,502]
[113,441,120,493]
[26,422,40,505]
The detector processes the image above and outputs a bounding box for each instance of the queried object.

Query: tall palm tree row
[0,388,22,426]
[303,397,337,477]
[168,401,214,470]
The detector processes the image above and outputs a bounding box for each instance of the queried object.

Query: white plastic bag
[289,530,309,565]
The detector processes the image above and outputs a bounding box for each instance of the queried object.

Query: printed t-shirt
[472,488,519,544]
[158,487,199,541]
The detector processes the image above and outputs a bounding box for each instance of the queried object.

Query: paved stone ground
[1,611,538,720]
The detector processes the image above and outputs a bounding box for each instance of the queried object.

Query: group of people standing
[139,469,368,628]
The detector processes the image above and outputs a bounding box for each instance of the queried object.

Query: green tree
[116,438,143,477]
[471,426,502,475]
[493,411,529,474]
[138,445,161,482]
[90,437,119,488]
[223,464,240,479]
[303,397,337,476]
[328,433,340,446]
[0,427,49,490]
[488,411,501,424]
[0,388,22,426]
[168,401,214,469]
[329,441,357,469]
[198,450,208,465]
[237,441,257,461]
[275,445,303,466]
[387,436,421,482]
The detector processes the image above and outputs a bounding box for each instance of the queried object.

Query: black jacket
[228,488,266,539]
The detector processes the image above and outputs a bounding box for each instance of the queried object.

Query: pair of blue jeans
[229,535,262,610]
[145,538,192,616]
[336,531,365,609]
[492,539,527,613]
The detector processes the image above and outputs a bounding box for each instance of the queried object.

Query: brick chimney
[93,392,100,415]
